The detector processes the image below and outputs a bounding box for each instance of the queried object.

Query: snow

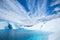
[41,18,60,32]
[22,18,60,32]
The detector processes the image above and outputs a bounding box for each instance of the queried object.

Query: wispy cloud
[0,0,60,27]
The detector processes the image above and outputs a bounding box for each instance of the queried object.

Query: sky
[17,0,29,12]
[0,0,60,26]
[17,0,60,15]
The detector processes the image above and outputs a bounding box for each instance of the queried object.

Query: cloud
[0,0,60,27]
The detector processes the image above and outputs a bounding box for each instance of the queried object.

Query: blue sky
[17,0,29,12]
[17,0,60,15]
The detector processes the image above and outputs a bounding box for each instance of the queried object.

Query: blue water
[0,29,51,40]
